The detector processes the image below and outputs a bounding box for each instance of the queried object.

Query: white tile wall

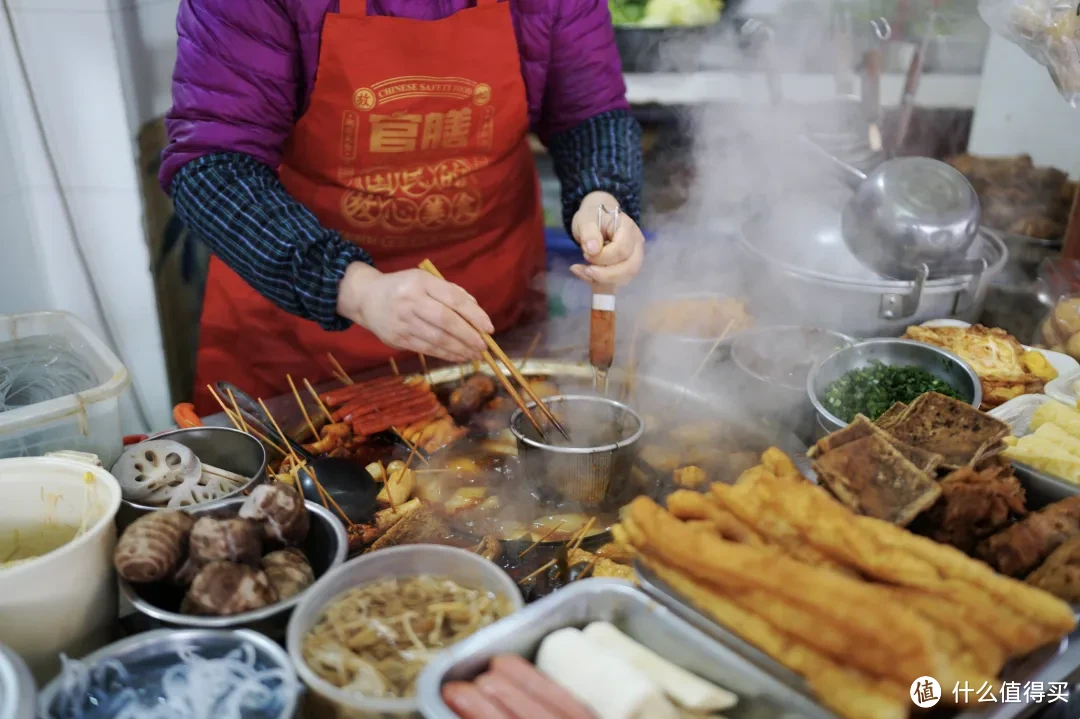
[0,0,176,431]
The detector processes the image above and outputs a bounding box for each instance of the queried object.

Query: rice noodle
[302,575,513,698]
[45,642,299,719]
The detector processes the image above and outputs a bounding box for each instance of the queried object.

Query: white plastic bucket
[287,545,523,718]
[0,458,122,682]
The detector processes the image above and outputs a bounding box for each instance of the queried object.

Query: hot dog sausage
[442,681,511,719]
[489,655,596,719]
[475,671,563,719]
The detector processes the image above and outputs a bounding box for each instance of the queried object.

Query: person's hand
[569,191,645,286]
[337,263,493,363]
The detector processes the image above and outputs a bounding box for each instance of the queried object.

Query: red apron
[192,0,546,416]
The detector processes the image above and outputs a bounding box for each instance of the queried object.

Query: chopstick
[417,258,571,441]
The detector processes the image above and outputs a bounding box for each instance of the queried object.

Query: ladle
[799,135,982,281]
[216,382,382,523]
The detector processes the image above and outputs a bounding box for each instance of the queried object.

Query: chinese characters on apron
[192,0,546,415]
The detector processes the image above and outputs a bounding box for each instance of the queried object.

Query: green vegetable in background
[609,0,722,26]
[822,362,964,423]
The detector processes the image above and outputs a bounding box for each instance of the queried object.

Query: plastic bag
[1036,257,1080,356]
[979,0,1080,106]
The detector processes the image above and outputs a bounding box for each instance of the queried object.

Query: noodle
[302,575,513,698]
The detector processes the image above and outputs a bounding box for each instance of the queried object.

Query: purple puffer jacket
[160,0,628,193]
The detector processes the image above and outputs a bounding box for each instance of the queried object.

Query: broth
[0,522,81,568]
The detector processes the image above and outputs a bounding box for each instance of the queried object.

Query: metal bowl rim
[118,499,348,628]
[509,394,645,454]
[805,338,984,430]
[35,628,298,718]
[285,544,523,714]
[0,642,35,719]
[117,426,268,513]
[730,325,857,391]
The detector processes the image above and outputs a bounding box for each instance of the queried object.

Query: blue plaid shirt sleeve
[170,111,643,330]
[170,152,371,331]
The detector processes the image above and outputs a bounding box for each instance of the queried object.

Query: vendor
[161,0,645,416]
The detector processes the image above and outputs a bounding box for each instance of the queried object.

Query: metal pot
[120,498,348,639]
[737,187,1008,337]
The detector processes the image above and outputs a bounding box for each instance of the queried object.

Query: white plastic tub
[0,312,129,467]
[0,457,122,683]
[286,545,523,718]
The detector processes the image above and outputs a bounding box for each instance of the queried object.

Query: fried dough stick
[709,479,1009,677]
[625,497,948,684]
[635,558,909,719]
[727,469,1075,652]
[665,490,765,546]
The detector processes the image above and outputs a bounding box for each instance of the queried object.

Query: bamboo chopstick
[417,258,570,441]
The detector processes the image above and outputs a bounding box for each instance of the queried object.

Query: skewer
[303,378,334,423]
[389,357,400,377]
[520,331,543,372]
[666,319,737,424]
[418,258,571,440]
[418,353,430,383]
[258,398,301,466]
[326,352,353,386]
[226,388,249,434]
[482,353,549,441]
[569,517,597,552]
[403,437,420,470]
[287,374,320,441]
[206,385,288,456]
[574,556,600,582]
[518,521,566,558]
[307,466,353,524]
[519,558,558,585]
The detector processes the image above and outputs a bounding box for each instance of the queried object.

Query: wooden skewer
[482,353,548,441]
[520,331,543,371]
[207,385,288,456]
[418,258,570,440]
[206,385,242,431]
[303,378,333,423]
[574,556,600,581]
[519,558,558,585]
[569,517,597,552]
[403,437,420,470]
[418,353,430,382]
[389,356,400,377]
[518,521,565,558]
[287,374,320,441]
[307,465,350,523]
[258,398,300,466]
[225,388,249,434]
[326,352,353,386]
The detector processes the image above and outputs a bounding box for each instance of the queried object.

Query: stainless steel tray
[415,578,832,719]
[637,550,1080,719]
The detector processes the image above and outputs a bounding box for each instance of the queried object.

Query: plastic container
[0,643,35,719]
[0,312,129,467]
[286,545,523,718]
[0,457,122,683]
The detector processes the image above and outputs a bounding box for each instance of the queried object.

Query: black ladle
[216,382,382,524]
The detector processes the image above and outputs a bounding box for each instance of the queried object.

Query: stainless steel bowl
[115,426,268,528]
[119,498,348,636]
[37,628,300,719]
[807,338,983,434]
[510,395,644,505]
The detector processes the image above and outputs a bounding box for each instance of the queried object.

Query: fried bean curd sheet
[625,449,1077,719]
[811,415,944,475]
[884,392,1011,469]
